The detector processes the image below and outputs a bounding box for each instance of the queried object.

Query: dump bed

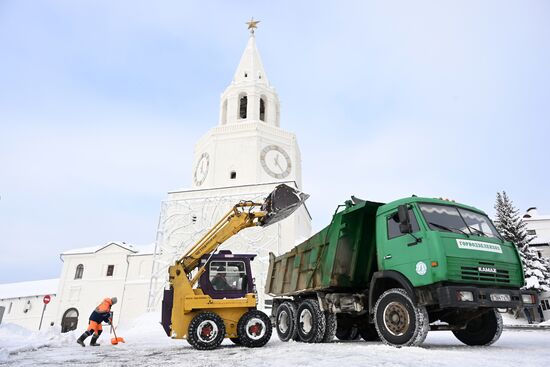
[265,199,384,296]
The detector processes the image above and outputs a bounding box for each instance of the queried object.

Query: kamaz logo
[478,266,497,273]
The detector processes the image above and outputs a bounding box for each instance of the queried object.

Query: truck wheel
[322,312,337,343]
[452,310,503,346]
[296,299,326,343]
[359,324,380,342]
[187,312,226,350]
[276,301,298,342]
[237,310,272,348]
[374,288,429,347]
[335,325,360,340]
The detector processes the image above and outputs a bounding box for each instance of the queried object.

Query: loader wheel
[374,288,429,347]
[359,323,380,342]
[276,301,298,342]
[452,310,503,346]
[187,312,225,350]
[296,299,326,343]
[335,325,360,341]
[237,310,272,348]
[322,312,337,343]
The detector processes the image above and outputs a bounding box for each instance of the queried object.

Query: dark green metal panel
[266,199,384,296]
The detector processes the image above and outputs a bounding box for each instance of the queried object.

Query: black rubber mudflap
[161,288,174,337]
[260,184,309,227]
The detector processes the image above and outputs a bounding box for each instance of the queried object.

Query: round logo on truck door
[415,261,427,276]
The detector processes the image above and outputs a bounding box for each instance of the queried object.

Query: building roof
[61,241,137,255]
[0,278,59,300]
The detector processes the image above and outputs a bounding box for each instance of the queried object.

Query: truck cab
[375,198,532,308]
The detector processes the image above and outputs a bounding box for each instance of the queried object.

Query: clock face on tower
[193,152,210,186]
[260,145,292,179]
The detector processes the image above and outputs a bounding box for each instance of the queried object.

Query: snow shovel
[110,323,125,345]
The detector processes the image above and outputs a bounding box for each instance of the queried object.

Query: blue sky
[1,1,549,283]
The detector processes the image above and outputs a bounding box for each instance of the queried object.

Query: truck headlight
[522,294,535,304]
[457,291,474,302]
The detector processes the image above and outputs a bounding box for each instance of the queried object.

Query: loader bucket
[260,184,309,227]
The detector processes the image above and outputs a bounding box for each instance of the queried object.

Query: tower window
[230,171,237,179]
[259,98,266,121]
[239,95,247,119]
[74,264,84,280]
[244,72,248,78]
[191,214,197,223]
[106,265,114,277]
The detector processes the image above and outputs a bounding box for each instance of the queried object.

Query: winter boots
[76,331,90,347]
[76,330,101,347]
[90,334,100,346]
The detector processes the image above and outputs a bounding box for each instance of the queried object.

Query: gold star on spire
[246,17,260,34]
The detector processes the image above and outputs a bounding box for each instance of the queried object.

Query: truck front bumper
[436,285,537,309]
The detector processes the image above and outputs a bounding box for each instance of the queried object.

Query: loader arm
[178,202,266,274]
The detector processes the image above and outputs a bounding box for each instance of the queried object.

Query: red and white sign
[43,295,51,304]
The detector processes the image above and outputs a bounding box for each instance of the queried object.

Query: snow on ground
[2,313,550,367]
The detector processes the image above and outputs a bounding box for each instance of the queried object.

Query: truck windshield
[419,204,501,239]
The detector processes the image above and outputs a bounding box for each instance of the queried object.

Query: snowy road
[3,329,550,367]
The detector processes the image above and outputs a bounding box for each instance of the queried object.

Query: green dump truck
[265,196,537,347]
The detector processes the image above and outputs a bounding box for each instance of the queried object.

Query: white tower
[192,24,302,190]
[148,21,311,310]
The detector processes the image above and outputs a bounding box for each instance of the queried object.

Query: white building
[0,23,310,331]
[523,207,550,258]
[0,279,59,330]
[148,25,311,310]
[54,242,154,332]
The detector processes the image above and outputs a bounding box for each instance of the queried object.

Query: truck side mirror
[398,205,412,234]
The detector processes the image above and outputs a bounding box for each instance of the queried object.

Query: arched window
[61,308,79,333]
[259,97,266,122]
[74,264,83,280]
[239,95,247,119]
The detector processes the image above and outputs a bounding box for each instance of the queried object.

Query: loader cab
[199,250,256,299]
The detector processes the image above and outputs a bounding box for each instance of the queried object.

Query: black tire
[237,310,272,348]
[359,323,380,342]
[275,301,298,342]
[374,288,429,347]
[296,299,326,343]
[336,325,360,341]
[452,310,503,346]
[322,312,337,343]
[229,337,241,345]
[187,312,226,350]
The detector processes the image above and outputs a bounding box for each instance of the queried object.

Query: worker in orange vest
[76,297,117,347]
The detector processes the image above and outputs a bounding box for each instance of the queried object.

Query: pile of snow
[0,323,77,362]
[115,312,173,343]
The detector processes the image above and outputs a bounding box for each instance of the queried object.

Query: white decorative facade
[148,29,311,310]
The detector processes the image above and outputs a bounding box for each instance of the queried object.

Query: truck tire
[322,312,337,343]
[237,310,272,348]
[359,324,380,342]
[296,299,326,343]
[374,288,429,347]
[275,301,298,342]
[335,325,360,340]
[187,312,226,350]
[452,310,503,346]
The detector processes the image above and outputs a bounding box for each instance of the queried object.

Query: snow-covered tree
[494,191,550,293]
[494,192,531,247]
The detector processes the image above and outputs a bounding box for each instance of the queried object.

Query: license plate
[490,293,511,302]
